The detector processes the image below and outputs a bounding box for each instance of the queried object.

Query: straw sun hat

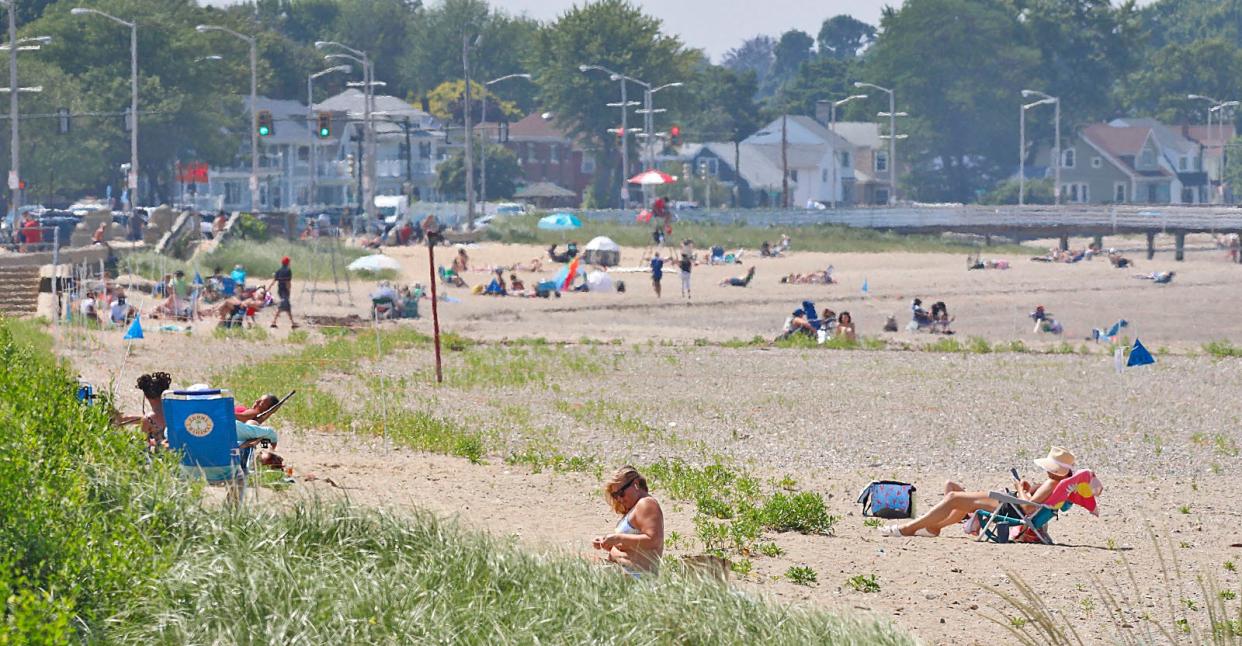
[1034,446,1076,476]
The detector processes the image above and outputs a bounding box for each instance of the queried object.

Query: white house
[742,115,857,206]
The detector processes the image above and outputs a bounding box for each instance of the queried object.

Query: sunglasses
[611,478,637,499]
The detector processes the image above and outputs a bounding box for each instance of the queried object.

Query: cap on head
[281,256,290,266]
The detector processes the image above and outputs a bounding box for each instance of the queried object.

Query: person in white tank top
[592,466,664,576]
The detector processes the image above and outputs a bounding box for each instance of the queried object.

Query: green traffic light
[319,127,330,138]
[258,126,271,136]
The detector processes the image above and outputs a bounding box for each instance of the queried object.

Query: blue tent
[537,213,582,231]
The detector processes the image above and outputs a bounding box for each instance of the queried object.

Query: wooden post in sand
[1174,231,1186,262]
[1146,231,1156,260]
[423,218,444,384]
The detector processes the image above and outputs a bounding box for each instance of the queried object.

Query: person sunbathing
[516,258,543,273]
[592,466,664,576]
[509,274,526,292]
[1134,270,1174,284]
[930,301,954,334]
[777,309,816,341]
[879,447,1078,537]
[235,393,278,423]
[720,266,756,287]
[1108,250,1134,269]
[835,311,856,342]
[114,372,173,449]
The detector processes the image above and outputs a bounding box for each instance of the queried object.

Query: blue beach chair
[164,388,251,503]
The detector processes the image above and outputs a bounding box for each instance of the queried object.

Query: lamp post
[480,73,531,214]
[198,24,258,212]
[1021,90,1060,205]
[829,93,866,208]
[580,64,637,209]
[307,65,349,209]
[855,82,904,204]
[0,2,49,216]
[73,8,137,214]
[638,81,682,170]
[318,42,374,218]
[1018,93,1056,205]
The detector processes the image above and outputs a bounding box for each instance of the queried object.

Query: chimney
[815,100,831,127]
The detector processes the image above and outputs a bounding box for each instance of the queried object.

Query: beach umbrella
[627,170,677,185]
[556,256,582,292]
[537,213,582,231]
[347,254,402,272]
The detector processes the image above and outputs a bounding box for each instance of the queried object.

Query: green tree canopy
[435,143,519,199]
[817,15,875,59]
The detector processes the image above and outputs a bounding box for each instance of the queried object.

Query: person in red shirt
[20,216,40,251]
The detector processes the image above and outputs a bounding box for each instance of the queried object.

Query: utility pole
[1019,103,1025,206]
[7,1,19,213]
[462,33,476,229]
[781,114,788,208]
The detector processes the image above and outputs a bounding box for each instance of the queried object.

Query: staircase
[0,266,41,317]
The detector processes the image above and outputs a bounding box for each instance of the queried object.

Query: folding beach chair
[164,388,254,504]
[972,470,1103,544]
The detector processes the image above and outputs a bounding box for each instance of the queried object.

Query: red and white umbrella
[627,170,678,185]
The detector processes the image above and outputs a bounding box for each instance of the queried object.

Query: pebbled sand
[62,234,1242,645]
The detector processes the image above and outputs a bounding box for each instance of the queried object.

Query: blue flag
[193,271,204,285]
[1126,338,1155,368]
[861,278,869,294]
[123,315,144,340]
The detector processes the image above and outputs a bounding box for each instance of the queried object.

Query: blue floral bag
[856,481,916,519]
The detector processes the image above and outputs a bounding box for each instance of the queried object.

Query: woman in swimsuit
[593,466,664,576]
[114,372,173,448]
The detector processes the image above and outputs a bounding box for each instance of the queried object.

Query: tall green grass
[120,239,396,282]
[484,213,1032,255]
[110,504,912,645]
[0,317,193,641]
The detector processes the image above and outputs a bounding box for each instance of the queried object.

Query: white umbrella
[586,271,615,292]
[348,254,402,272]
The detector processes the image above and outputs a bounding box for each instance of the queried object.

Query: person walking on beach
[268,256,298,329]
[650,253,664,298]
[678,251,692,299]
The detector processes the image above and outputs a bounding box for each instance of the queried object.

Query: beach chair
[709,246,725,264]
[163,388,253,504]
[971,470,1103,544]
[372,296,397,320]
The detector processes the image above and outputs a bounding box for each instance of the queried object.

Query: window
[1091,156,1102,169]
[874,188,890,205]
[1140,146,1155,167]
[224,182,241,205]
[1179,156,1188,171]
[1181,187,1195,203]
[822,169,829,183]
[419,142,432,159]
[1195,156,1202,171]
[789,169,798,182]
[875,151,889,173]
[698,158,718,176]
[841,151,851,168]
[1065,182,1089,203]
[298,146,309,162]
[1062,148,1076,168]
[550,145,559,163]
[1114,182,1127,203]
[581,156,595,174]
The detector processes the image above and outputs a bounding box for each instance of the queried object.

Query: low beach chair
[164,388,254,504]
[971,470,1102,544]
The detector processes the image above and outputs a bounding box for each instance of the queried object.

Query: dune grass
[484,213,1033,255]
[109,503,912,646]
[119,239,396,282]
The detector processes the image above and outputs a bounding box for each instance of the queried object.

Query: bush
[0,318,191,640]
[786,566,818,586]
[233,212,270,240]
[762,492,839,535]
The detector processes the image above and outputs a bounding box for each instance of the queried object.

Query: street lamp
[74,8,138,215]
[855,82,902,204]
[3,0,50,214]
[829,94,867,208]
[480,73,532,213]
[580,64,635,208]
[198,24,259,212]
[308,65,350,209]
[639,81,682,170]
[318,41,375,218]
[1022,89,1060,205]
[1018,94,1056,205]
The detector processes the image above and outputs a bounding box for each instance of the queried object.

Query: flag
[559,256,582,292]
[123,315,144,340]
[193,271,204,286]
[1126,338,1155,368]
[860,278,869,295]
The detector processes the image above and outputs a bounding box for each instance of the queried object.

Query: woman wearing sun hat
[879,447,1077,538]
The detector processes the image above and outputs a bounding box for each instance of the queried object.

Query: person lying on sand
[879,447,1078,538]
[779,269,833,285]
[1108,250,1134,269]
[592,466,664,576]
[1134,270,1174,284]
[720,266,756,287]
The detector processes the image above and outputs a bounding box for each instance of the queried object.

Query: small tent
[583,236,621,267]
[585,271,615,293]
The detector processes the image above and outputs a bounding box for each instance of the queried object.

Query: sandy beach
[62,234,1242,644]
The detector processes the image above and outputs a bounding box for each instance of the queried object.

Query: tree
[1121,38,1242,122]
[424,80,521,123]
[527,0,692,208]
[817,15,875,59]
[1016,0,1140,123]
[864,0,1041,202]
[721,35,774,96]
[680,57,762,142]
[771,56,856,116]
[1137,0,1242,50]
[435,143,519,199]
[765,29,814,94]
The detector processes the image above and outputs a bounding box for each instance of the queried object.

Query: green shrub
[233,212,270,240]
[762,492,838,535]
[1203,340,1242,358]
[786,566,818,586]
[846,574,881,593]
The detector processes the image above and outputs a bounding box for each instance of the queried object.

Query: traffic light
[57,107,70,134]
[316,112,331,139]
[669,125,681,146]
[257,110,274,137]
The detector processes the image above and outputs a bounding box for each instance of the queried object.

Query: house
[1182,122,1235,203]
[741,115,857,207]
[1036,120,1207,204]
[500,112,597,205]
[829,121,897,205]
[204,90,447,212]
[676,142,786,207]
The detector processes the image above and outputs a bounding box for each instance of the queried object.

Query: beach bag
[535,280,557,298]
[856,481,916,519]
